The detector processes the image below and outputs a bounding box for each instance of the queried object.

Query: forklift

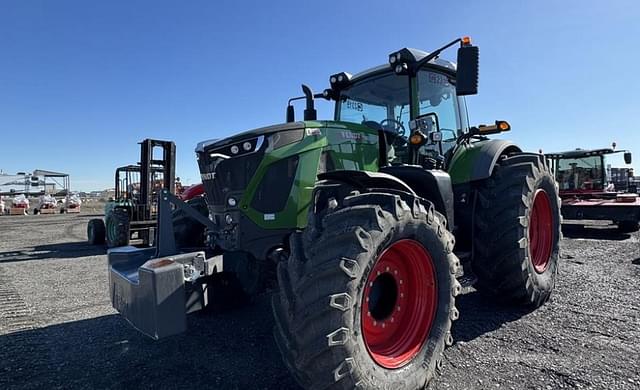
[87,139,176,247]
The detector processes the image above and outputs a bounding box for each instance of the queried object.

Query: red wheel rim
[529,189,553,273]
[361,239,437,369]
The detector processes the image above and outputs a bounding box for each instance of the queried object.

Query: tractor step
[108,246,223,339]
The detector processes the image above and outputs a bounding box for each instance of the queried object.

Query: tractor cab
[333,56,466,168]
[287,38,480,171]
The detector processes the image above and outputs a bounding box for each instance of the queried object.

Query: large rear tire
[106,208,130,248]
[473,153,561,307]
[273,185,460,390]
[87,218,106,245]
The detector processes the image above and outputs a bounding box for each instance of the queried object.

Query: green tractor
[87,139,177,247]
[107,37,561,389]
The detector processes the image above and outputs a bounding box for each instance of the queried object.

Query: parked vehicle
[107,37,561,390]
[546,146,639,232]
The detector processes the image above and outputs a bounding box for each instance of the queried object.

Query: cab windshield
[556,156,605,191]
[336,68,461,163]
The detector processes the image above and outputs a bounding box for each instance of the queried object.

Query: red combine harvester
[546,146,639,232]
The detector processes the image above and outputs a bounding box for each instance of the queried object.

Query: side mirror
[624,151,632,164]
[456,45,479,96]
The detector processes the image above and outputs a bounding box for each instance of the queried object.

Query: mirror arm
[414,38,462,72]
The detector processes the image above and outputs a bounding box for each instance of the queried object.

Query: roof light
[394,63,408,75]
[328,72,352,90]
[461,36,472,46]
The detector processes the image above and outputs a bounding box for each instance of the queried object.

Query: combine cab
[546,147,639,232]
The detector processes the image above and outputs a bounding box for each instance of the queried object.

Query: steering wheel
[380,119,407,138]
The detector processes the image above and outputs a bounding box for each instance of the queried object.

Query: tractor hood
[195,121,321,153]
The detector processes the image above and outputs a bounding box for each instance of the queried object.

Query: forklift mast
[140,139,176,220]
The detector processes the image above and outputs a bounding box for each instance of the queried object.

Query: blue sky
[1,0,638,191]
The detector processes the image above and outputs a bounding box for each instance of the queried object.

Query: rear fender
[448,139,522,185]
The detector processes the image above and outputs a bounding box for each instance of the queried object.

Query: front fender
[448,139,521,185]
[318,170,416,195]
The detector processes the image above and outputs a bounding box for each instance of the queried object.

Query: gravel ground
[0,214,639,389]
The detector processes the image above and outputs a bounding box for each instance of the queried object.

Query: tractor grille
[251,155,299,213]
[197,136,265,209]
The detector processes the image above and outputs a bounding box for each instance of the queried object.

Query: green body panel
[240,120,379,229]
[447,139,491,185]
[448,139,521,185]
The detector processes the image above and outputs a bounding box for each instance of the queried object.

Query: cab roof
[350,49,457,83]
[546,148,618,159]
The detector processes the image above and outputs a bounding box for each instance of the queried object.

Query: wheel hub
[361,239,437,369]
[368,273,397,321]
[530,189,553,273]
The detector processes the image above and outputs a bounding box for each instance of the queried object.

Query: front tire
[106,208,130,248]
[473,153,561,307]
[87,218,106,245]
[273,186,460,390]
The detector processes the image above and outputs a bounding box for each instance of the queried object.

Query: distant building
[0,170,69,196]
[0,174,54,195]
